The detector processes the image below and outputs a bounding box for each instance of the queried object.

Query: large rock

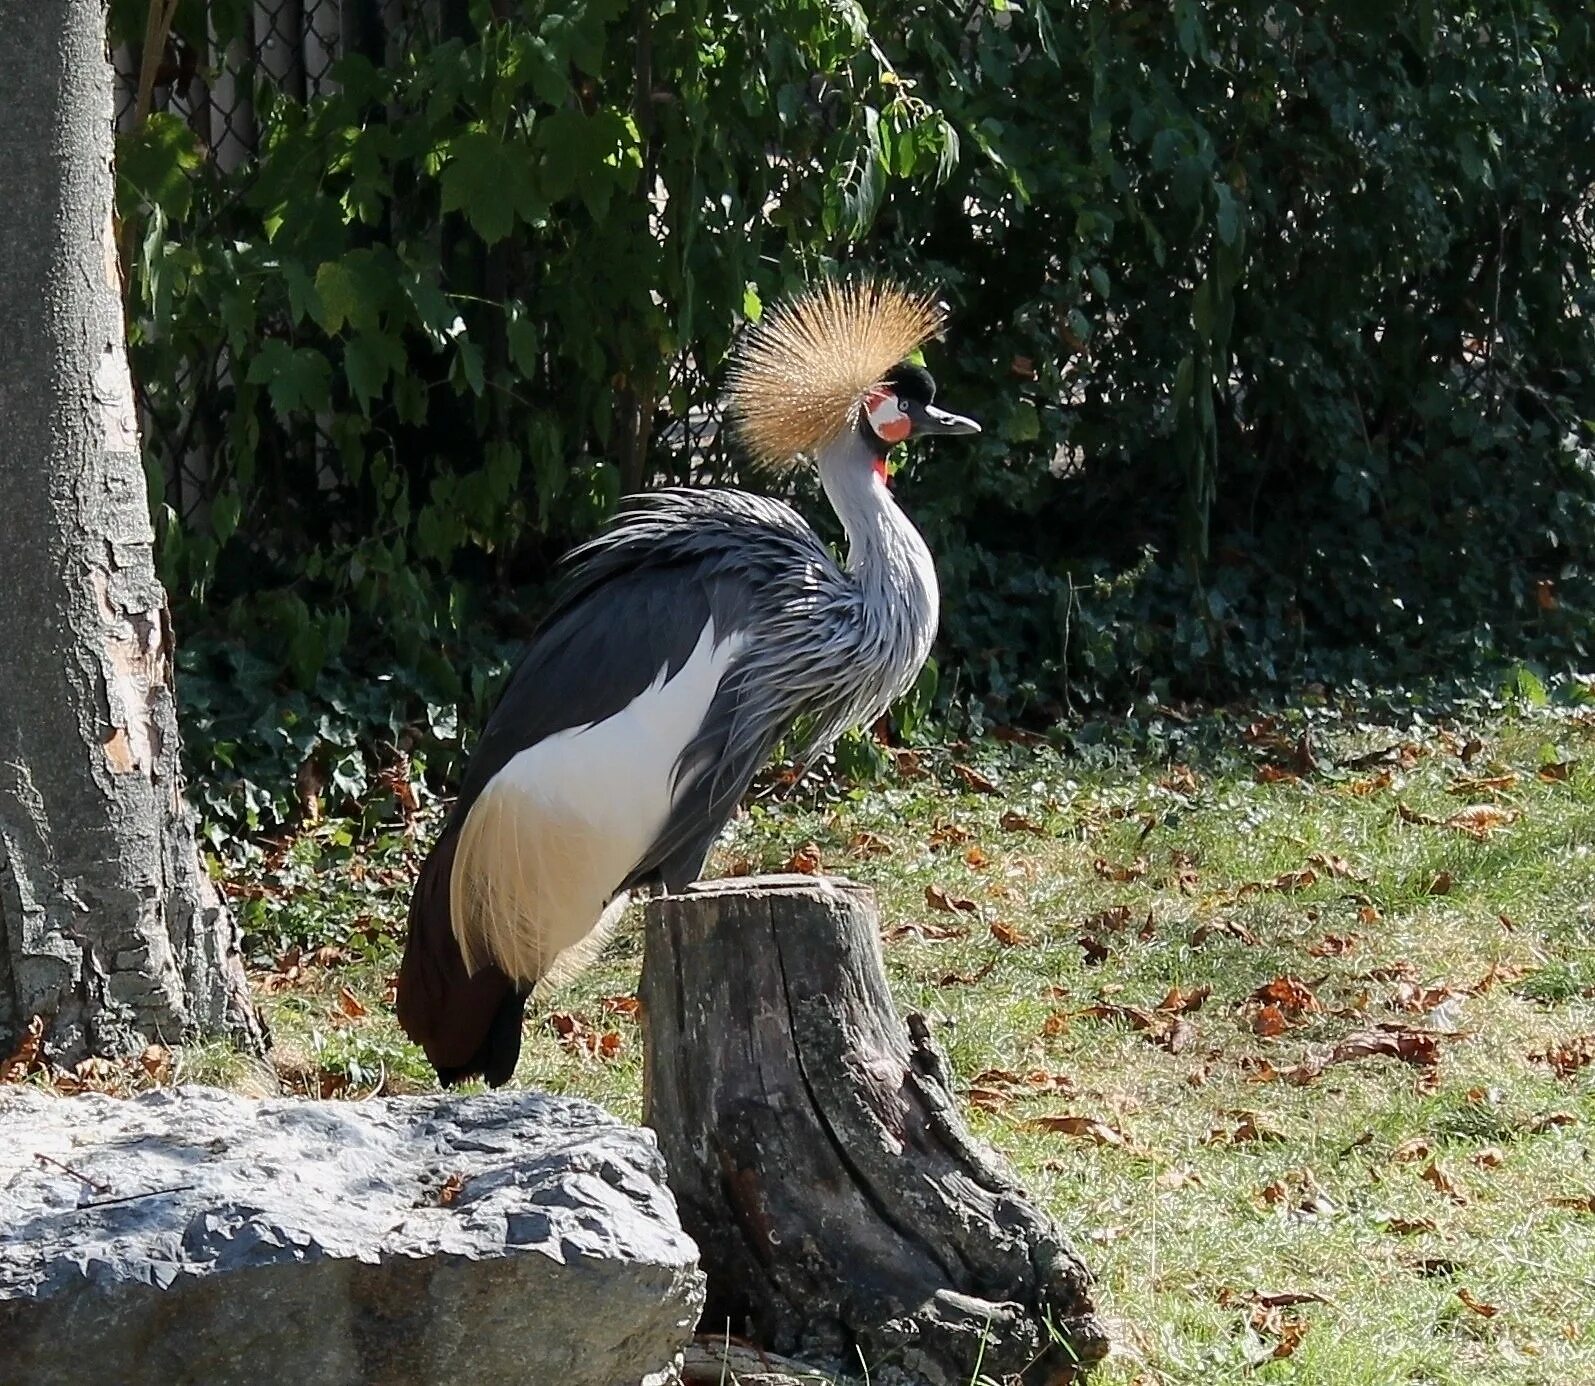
[0,1085,704,1385]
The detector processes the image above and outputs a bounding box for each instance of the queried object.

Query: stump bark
[640,875,1109,1385]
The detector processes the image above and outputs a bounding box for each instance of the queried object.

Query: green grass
[222,694,1595,1384]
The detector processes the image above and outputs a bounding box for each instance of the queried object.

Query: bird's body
[397,280,977,1085]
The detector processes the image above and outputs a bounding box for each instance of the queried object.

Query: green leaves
[536,109,639,218]
[439,129,543,244]
[246,341,332,417]
[118,112,203,221]
[344,333,406,415]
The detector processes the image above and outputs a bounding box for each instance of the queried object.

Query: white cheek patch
[864,388,912,444]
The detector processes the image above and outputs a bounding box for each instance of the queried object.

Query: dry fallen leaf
[965,1068,1075,1112]
[1093,856,1148,883]
[1085,905,1133,933]
[2,1015,45,1084]
[1391,981,1463,1014]
[1446,772,1519,796]
[927,819,974,849]
[1157,983,1211,1014]
[1075,934,1110,966]
[1256,763,1300,785]
[1253,1004,1290,1038]
[1533,1033,1595,1078]
[437,1172,467,1206]
[847,830,893,858]
[1392,1136,1435,1163]
[1159,765,1202,795]
[1332,1028,1441,1067]
[1205,1110,1286,1145]
[1539,759,1576,782]
[1381,1216,1437,1235]
[335,985,368,1020]
[963,845,991,870]
[925,884,978,915]
[1252,975,1322,1016]
[1420,1159,1470,1204]
[935,960,997,988]
[1444,804,1521,839]
[1348,769,1394,796]
[953,763,1001,795]
[785,843,823,874]
[1026,1113,1134,1149]
[1307,933,1360,957]
[894,748,927,779]
[1307,851,1361,881]
[548,1012,625,1063]
[1471,1146,1506,1169]
[999,809,1046,836]
[1267,867,1320,894]
[989,920,1028,947]
[1469,960,1528,994]
[139,1044,172,1085]
[1546,1194,1595,1214]
[1455,1287,1499,1318]
[1191,918,1260,947]
[1398,802,1442,829]
[599,993,640,1018]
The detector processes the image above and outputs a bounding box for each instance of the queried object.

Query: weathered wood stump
[640,875,1109,1385]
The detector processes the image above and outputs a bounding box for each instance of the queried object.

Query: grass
[210,691,1595,1383]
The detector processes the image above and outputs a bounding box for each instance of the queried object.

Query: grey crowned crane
[396,279,980,1086]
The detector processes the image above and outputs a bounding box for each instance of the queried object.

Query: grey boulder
[0,1084,704,1385]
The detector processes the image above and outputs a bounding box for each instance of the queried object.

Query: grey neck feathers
[816,427,940,691]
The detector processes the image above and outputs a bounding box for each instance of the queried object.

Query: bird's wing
[454,562,720,821]
[454,487,823,823]
[619,664,787,893]
[400,561,727,1083]
[399,491,837,1086]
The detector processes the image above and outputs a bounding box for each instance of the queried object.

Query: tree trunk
[640,876,1109,1386]
[0,0,265,1066]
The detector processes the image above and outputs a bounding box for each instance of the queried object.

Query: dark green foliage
[115,0,1595,830]
[899,0,1595,715]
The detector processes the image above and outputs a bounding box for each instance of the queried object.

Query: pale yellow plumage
[724,278,946,468]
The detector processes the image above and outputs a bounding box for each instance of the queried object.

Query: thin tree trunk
[0,0,265,1065]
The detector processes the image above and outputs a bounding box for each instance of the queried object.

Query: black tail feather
[396,827,528,1088]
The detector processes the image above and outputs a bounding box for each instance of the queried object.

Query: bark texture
[0,0,264,1063]
[640,876,1109,1386]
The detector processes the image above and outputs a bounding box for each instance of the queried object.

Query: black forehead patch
[885,361,937,404]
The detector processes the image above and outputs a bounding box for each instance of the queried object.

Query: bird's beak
[915,402,982,437]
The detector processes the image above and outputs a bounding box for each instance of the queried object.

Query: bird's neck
[816,428,940,670]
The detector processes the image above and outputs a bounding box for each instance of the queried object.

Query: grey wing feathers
[453,487,847,881]
[452,567,715,820]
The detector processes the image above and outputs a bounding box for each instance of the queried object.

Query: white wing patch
[450,619,744,989]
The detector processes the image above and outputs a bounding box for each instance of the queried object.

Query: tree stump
[640,876,1109,1385]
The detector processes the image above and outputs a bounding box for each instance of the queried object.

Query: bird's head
[725,279,980,478]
